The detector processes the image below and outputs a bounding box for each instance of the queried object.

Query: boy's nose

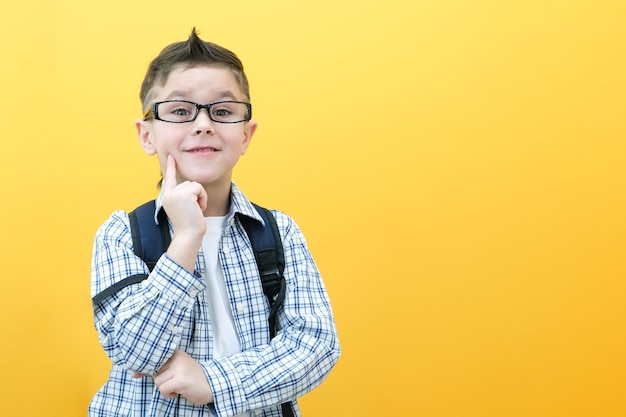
[193,108,215,133]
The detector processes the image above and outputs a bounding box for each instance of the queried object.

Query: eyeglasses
[143,100,252,124]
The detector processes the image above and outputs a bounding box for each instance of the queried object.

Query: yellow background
[1,1,625,416]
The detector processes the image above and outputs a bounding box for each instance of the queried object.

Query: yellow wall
[1,1,625,416]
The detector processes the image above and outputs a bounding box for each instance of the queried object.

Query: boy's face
[136,64,257,190]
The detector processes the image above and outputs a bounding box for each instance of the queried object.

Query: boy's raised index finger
[163,155,178,191]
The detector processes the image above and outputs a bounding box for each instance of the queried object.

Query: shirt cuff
[147,253,205,307]
[202,358,248,416]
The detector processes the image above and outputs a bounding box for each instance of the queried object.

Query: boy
[89,28,340,417]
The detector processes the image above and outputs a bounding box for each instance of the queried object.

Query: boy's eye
[157,101,196,120]
[212,107,233,117]
[171,106,193,116]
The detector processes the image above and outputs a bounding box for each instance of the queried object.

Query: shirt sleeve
[202,211,341,416]
[90,210,206,374]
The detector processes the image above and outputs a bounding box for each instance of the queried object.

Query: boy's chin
[190,175,232,189]
[170,165,233,189]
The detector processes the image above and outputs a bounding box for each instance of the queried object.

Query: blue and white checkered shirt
[89,183,340,417]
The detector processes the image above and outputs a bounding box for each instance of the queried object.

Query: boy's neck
[201,181,232,217]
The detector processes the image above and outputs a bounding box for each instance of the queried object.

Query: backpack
[92,200,295,416]
[93,200,286,337]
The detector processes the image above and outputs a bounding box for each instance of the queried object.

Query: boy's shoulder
[95,209,132,239]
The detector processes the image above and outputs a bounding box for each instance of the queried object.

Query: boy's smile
[183,144,222,158]
[186,146,219,153]
[136,64,257,191]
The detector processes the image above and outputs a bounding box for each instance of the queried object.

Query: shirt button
[223,245,230,254]
[236,303,245,313]
[171,326,182,334]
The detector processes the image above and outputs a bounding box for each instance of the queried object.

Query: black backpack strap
[238,204,293,417]
[281,402,295,417]
[129,200,171,272]
[238,204,286,339]
[92,273,148,305]
[92,200,170,305]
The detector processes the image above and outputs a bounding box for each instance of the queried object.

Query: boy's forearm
[202,226,340,416]
[166,233,203,274]
[92,213,205,373]
[96,274,193,374]
[201,315,339,416]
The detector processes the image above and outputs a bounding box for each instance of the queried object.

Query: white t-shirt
[202,216,241,358]
[202,216,250,417]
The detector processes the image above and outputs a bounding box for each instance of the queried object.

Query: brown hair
[139,28,250,111]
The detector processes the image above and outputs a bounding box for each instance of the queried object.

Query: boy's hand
[162,155,207,236]
[153,350,214,405]
[162,155,207,272]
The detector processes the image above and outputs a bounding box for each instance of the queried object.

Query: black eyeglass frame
[143,100,252,124]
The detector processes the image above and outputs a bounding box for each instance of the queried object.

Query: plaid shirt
[89,184,340,417]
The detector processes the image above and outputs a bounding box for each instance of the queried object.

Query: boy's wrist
[166,235,202,273]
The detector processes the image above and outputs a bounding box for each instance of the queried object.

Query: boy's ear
[136,119,156,155]
[240,120,258,155]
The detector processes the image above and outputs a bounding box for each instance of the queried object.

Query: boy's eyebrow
[164,89,191,100]
[164,89,241,102]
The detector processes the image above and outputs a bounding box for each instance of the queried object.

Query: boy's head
[136,29,257,193]
[139,28,250,113]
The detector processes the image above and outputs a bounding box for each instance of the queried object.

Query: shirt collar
[153,182,264,225]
